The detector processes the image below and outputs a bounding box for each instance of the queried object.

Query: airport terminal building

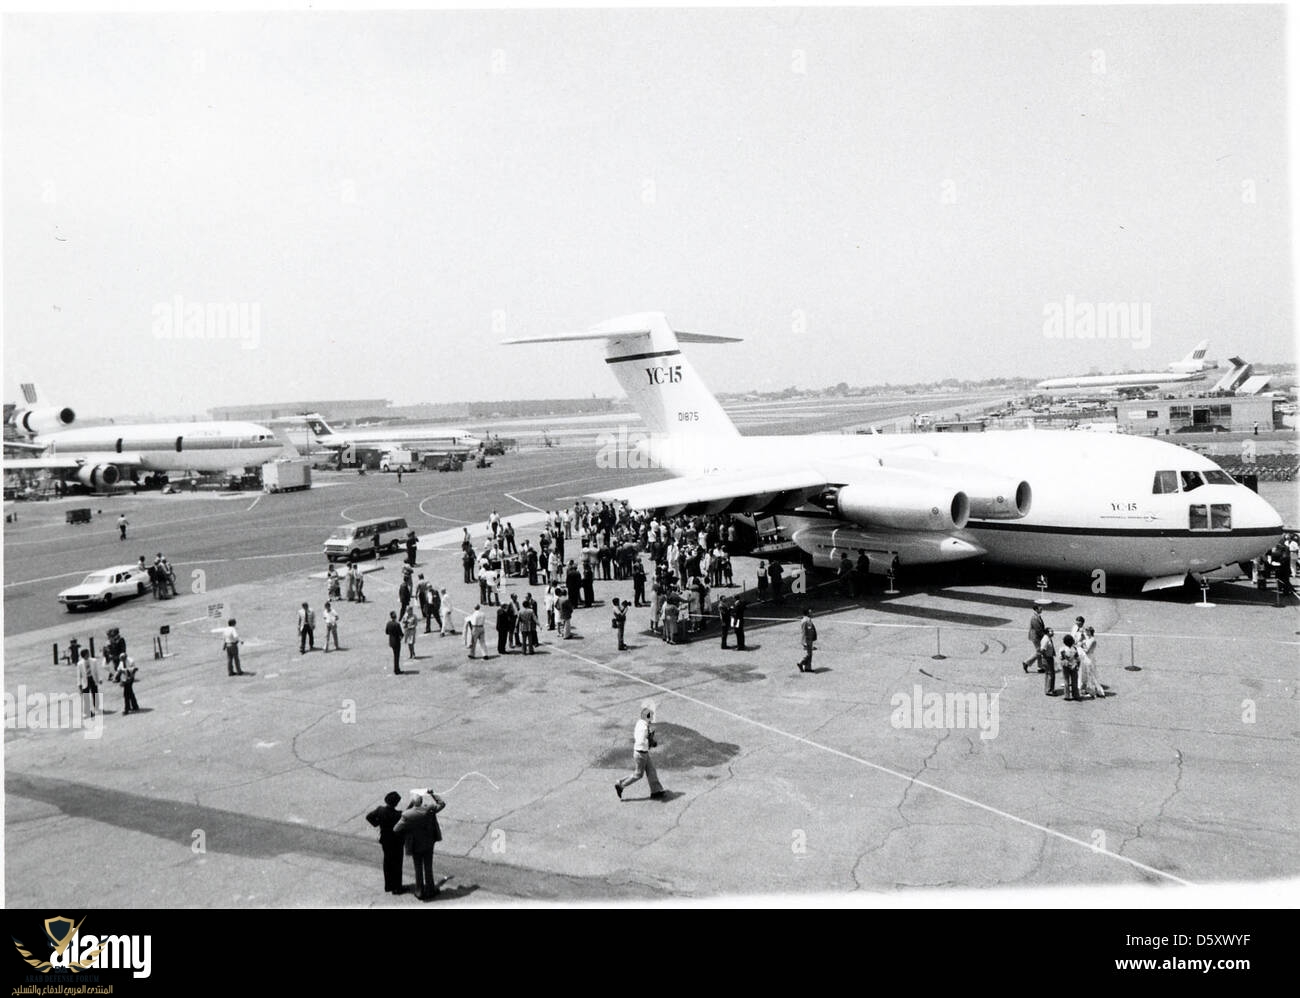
[1116,394,1277,435]
[210,400,392,423]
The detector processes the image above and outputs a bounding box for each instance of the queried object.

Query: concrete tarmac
[5,508,1298,905]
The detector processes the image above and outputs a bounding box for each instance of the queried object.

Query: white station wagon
[58,564,152,611]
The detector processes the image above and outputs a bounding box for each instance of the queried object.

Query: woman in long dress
[1080,626,1105,698]
[402,605,419,659]
[663,598,679,645]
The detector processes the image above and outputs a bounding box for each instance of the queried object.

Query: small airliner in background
[507,316,1282,592]
[4,384,288,489]
[1034,340,1218,394]
[273,413,480,455]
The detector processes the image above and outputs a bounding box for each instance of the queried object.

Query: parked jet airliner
[507,315,1282,591]
[1035,340,1217,394]
[4,386,287,489]
[274,413,480,455]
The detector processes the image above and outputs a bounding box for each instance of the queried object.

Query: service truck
[379,448,416,472]
[261,459,312,493]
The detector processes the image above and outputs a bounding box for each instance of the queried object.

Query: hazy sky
[3,6,1293,418]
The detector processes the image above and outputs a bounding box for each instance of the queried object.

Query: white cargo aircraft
[4,386,288,489]
[1034,340,1217,394]
[507,315,1283,591]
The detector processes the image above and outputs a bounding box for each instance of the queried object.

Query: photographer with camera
[610,597,628,652]
[393,789,446,901]
[614,704,667,801]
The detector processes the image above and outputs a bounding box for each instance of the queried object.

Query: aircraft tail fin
[1169,339,1212,372]
[20,383,37,404]
[505,313,741,450]
[301,413,337,442]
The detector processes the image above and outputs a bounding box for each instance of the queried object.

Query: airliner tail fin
[505,312,741,447]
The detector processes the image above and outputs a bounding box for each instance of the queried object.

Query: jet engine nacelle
[74,463,120,490]
[878,456,1031,521]
[11,405,75,436]
[823,476,970,532]
[962,477,1031,520]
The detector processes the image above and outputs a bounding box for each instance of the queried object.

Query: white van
[323,516,409,562]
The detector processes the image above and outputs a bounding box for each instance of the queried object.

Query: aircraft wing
[586,468,829,516]
[4,452,145,471]
[3,439,50,453]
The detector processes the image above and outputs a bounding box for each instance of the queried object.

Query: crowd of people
[74,625,141,717]
[131,552,178,599]
[1022,606,1107,701]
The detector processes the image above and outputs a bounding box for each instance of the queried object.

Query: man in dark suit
[719,595,733,648]
[365,791,406,895]
[526,544,539,586]
[854,551,871,598]
[1023,605,1046,673]
[565,562,583,608]
[632,558,647,607]
[393,790,446,901]
[837,552,853,597]
[496,602,513,655]
[398,578,412,620]
[768,561,784,603]
[385,612,404,674]
[732,597,746,650]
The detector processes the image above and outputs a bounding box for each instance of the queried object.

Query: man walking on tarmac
[614,704,666,800]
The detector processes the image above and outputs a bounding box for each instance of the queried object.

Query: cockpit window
[1152,470,1178,494]
[1188,504,1232,531]
[1180,471,1205,492]
[1202,469,1235,486]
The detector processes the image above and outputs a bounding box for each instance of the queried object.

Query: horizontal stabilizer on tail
[508,312,741,454]
[502,330,742,346]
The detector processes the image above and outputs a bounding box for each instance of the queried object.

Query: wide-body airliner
[4,392,286,489]
[508,315,1282,592]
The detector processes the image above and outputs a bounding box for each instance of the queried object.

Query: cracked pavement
[6,518,1298,906]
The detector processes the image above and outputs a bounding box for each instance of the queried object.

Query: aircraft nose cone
[1245,486,1285,531]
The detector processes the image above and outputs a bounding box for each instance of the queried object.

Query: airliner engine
[10,405,75,435]
[960,476,1032,520]
[877,456,1031,520]
[814,471,970,532]
[74,464,120,489]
